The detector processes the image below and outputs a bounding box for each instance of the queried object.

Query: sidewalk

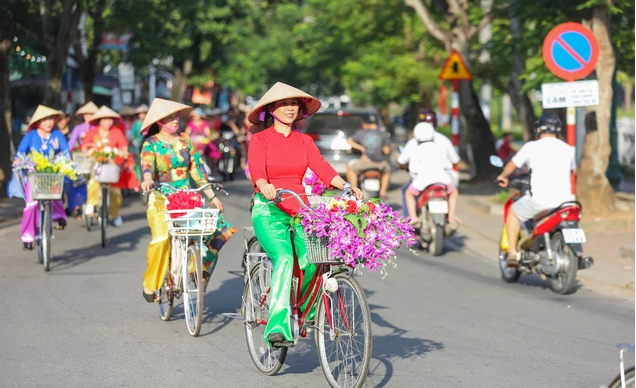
[386,171,634,300]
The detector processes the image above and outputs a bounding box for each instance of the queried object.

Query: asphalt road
[0,179,633,388]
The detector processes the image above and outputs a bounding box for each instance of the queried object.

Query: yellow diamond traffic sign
[439,50,473,81]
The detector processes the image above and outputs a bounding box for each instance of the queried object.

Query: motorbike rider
[397,109,459,216]
[497,113,576,267]
[345,114,391,198]
[404,122,459,231]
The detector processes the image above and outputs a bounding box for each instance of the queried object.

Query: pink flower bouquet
[297,197,417,275]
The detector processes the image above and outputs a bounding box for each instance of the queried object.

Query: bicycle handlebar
[144,181,228,198]
[270,183,354,209]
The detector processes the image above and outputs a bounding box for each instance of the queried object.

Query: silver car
[302,109,386,175]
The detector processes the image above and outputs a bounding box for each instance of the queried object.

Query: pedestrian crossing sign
[439,50,473,81]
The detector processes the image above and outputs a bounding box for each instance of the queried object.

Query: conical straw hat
[248,82,321,125]
[75,101,99,116]
[118,105,135,117]
[28,105,63,130]
[89,106,122,124]
[134,104,149,114]
[140,98,193,135]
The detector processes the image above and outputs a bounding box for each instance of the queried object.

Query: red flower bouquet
[165,191,204,219]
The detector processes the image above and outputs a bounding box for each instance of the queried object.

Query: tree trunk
[171,60,193,102]
[507,81,536,141]
[576,5,616,216]
[0,38,11,196]
[44,50,65,109]
[80,62,95,103]
[508,12,536,141]
[625,79,632,112]
[458,80,498,180]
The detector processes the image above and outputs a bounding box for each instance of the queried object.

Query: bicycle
[17,171,65,272]
[607,343,635,388]
[149,181,226,337]
[84,162,121,248]
[242,189,372,388]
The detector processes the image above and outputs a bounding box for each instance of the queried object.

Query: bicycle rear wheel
[316,273,372,388]
[158,270,174,321]
[100,186,108,248]
[183,245,204,336]
[41,202,52,272]
[243,262,287,376]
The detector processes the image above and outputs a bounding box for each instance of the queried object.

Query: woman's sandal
[54,219,67,230]
[267,332,294,348]
[143,290,158,303]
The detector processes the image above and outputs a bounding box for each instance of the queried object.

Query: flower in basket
[165,191,204,219]
[90,145,121,165]
[26,151,77,180]
[303,169,327,196]
[297,197,417,276]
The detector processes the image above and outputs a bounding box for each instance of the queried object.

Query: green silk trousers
[251,194,316,343]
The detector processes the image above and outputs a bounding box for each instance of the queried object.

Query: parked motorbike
[358,168,382,199]
[217,131,240,182]
[414,183,450,256]
[490,155,593,295]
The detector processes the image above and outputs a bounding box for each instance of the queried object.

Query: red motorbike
[492,156,593,295]
[415,183,450,256]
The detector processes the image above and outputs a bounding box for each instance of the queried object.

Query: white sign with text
[541,80,599,109]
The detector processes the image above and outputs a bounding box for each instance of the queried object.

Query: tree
[576,2,617,215]
[0,2,13,195]
[73,0,108,103]
[404,0,500,179]
[13,0,83,109]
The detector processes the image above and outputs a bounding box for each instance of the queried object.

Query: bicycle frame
[245,186,356,343]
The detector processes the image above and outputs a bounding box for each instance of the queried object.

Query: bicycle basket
[94,162,121,183]
[72,152,92,175]
[165,208,220,237]
[307,195,332,207]
[303,232,341,264]
[28,173,65,200]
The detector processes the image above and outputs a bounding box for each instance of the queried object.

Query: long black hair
[139,123,160,153]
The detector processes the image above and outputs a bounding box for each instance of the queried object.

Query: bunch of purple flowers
[297,196,417,274]
[303,169,327,196]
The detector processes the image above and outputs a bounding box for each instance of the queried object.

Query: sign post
[542,22,600,148]
[439,50,473,152]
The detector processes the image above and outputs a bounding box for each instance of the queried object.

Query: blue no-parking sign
[542,22,599,82]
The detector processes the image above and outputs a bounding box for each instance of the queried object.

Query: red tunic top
[83,127,138,190]
[248,126,338,216]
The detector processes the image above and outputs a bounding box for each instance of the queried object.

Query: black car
[302,108,387,175]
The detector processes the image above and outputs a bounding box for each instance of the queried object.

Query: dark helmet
[418,109,437,128]
[536,113,562,135]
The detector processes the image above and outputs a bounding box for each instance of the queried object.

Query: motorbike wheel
[428,225,444,256]
[549,232,578,295]
[498,234,521,283]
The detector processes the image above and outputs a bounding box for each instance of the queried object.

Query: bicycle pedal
[271,341,294,348]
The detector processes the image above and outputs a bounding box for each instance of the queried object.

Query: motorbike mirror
[490,155,504,168]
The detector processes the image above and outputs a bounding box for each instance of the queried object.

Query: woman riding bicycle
[247,82,362,346]
[139,98,235,303]
[14,105,70,250]
[82,106,130,228]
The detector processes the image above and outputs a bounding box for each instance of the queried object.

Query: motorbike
[217,131,240,182]
[490,155,593,295]
[414,183,450,256]
[358,168,382,199]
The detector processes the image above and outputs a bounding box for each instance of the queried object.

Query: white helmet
[413,122,435,142]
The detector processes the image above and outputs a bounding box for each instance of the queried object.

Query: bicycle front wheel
[100,186,108,248]
[41,202,52,272]
[243,262,287,376]
[316,273,372,388]
[183,245,204,336]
